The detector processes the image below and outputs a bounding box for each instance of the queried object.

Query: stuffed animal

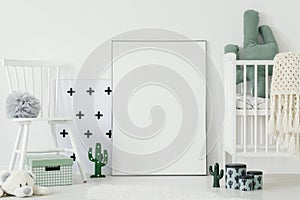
[225,10,279,97]
[0,170,48,198]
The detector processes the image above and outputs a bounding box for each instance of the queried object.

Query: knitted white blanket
[269,52,300,155]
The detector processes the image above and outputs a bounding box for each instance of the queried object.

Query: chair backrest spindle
[47,67,52,117]
[14,67,20,91]
[54,67,60,117]
[5,67,13,93]
[22,67,27,91]
[40,67,44,117]
[31,67,35,96]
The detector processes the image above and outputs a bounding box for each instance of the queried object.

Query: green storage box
[26,155,73,187]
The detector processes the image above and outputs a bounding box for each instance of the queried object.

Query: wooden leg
[9,124,24,171]
[19,124,30,170]
[67,124,87,183]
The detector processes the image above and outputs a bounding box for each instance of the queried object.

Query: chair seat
[11,117,73,123]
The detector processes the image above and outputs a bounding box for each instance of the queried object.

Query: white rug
[88,184,243,200]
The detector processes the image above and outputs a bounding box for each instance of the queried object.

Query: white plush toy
[0,170,48,198]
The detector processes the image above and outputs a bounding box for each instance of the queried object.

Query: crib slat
[296,134,300,155]
[240,116,244,145]
[254,64,258,152]
[265,65,269,152]
[243,64,247,152]
[250,116,253,145]
[259,117,263,145]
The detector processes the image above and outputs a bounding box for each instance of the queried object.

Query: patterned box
[26,155,73,187]
[239,175,254,191]
[247,171,263,190]
[225,163,246,190]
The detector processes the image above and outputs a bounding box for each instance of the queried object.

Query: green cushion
[225,10,279,98]
[224,44,240,60]
[244,10,278,97]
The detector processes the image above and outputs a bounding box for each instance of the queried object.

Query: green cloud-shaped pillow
[225,10,279,98]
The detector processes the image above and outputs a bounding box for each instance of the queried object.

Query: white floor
[7,174,300,199]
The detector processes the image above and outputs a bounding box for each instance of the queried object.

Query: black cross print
[106,130,112,138]
[86,87,95,95]
[70,153,76,161]
[76,111,84,119]
[84,130,93,139]
[67,88,75,96]
[95,111,103,119]
[104,87,112,95]
[60,129,68,138]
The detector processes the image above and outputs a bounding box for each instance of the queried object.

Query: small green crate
[26,155,73,187]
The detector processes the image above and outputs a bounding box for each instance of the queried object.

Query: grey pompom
[6,92,41,118]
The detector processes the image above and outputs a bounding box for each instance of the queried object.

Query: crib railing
[236,60,274,154]
[223,53,287,159]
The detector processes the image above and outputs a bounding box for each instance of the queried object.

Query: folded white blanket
[268,52,300,156]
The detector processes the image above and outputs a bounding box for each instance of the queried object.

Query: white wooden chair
[3,58,87,183]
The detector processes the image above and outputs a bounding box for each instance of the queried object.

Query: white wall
[0,0,300,172]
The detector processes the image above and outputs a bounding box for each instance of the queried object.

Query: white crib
[223,53,292,163]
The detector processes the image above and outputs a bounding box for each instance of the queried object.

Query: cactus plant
[209,163,224,188]
[228,180,233,188]
[248,182,253,190]
[88,143,108,178]
[241,169,246,176]
[257,176,262,184]
[235,175,239,183]
[242,179,247,185]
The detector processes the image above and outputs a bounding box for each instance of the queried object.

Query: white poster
[112,40,207,175]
